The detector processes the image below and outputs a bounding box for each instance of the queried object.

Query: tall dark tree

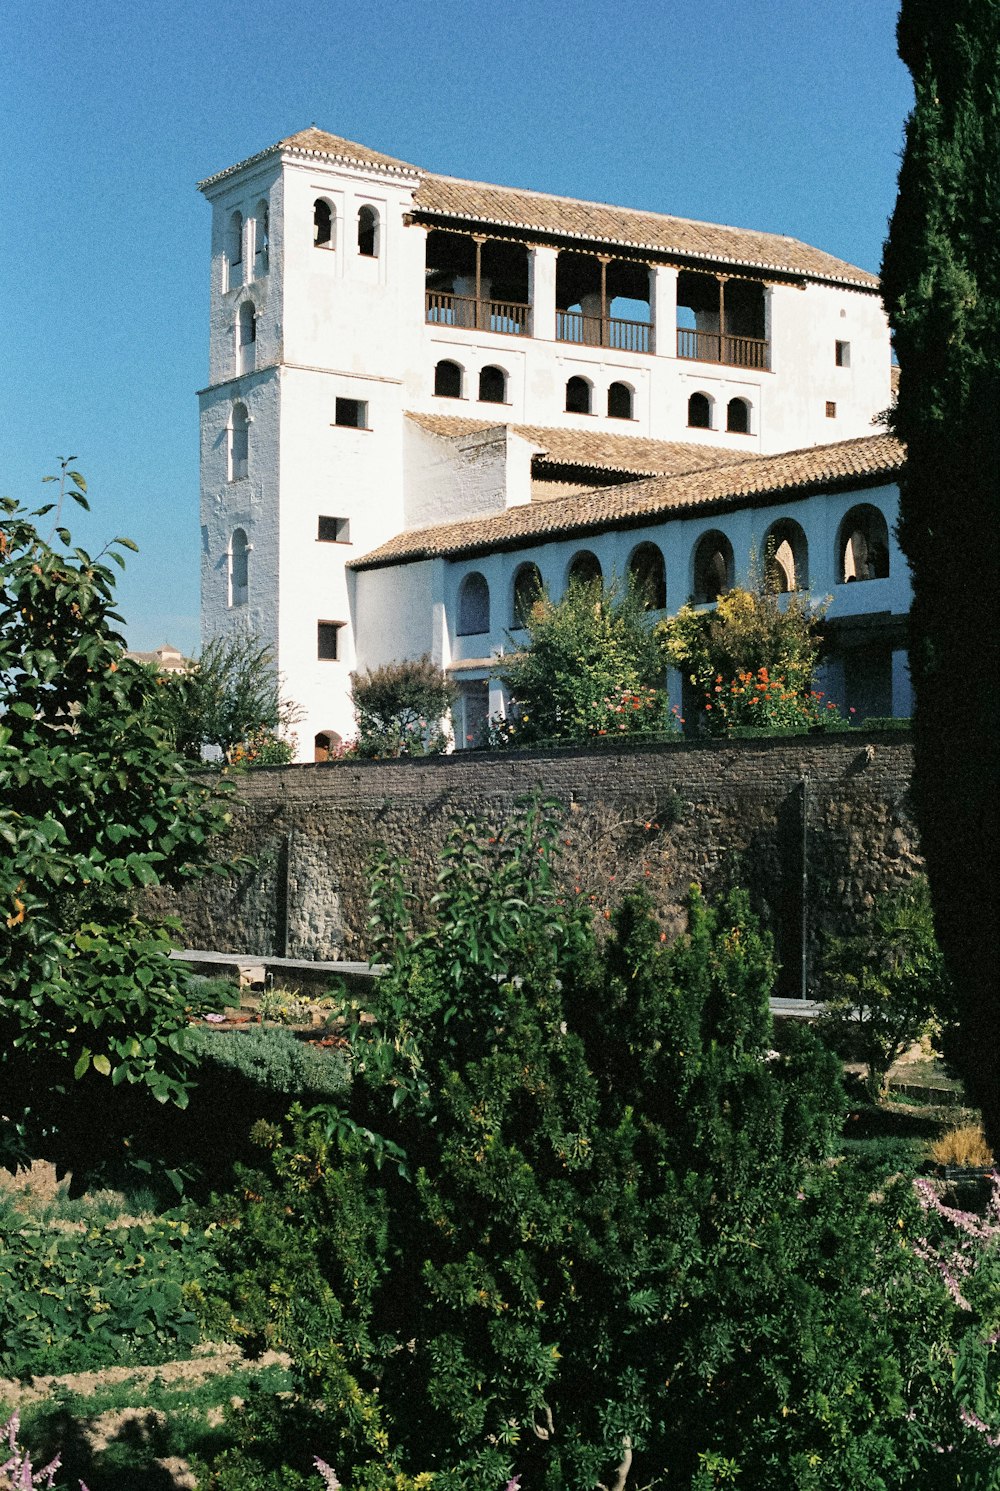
[881,2,1000,1147]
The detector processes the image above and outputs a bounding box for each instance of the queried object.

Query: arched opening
[434,359,463,399]
[693,531,734,603]
[607,382,634,420]
[314,199,334,248]
[457,572,490,636]
[839,505,890,582]
[687,391,713,429]
[226,210,243,287]
[565,376,592,415]
[314,730,341,763]
[358,205,379,257]
[567,551,602,588]
[238,301,256,373]
[479,365,507,404]
[676,270,769,369]
[763,519,808,593]
[726,397,750,434]
[628,542,667,610]
[254,200,269,275]
[555,252,652,352]
[229,403,249,481]
[229,528,249,608]
[511,562,543,627]
[425,231,531,334]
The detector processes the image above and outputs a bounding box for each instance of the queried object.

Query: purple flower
[314,1459,342,1490]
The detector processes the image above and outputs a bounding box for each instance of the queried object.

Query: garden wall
[157,730,920,996]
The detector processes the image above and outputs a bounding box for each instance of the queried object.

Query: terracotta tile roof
[406,413,746,479]
[198,127,421,190]
[353,434,904,570]
[412,176,878,290]
[201,127,878,289]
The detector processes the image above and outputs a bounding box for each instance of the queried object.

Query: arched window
[693,531,734,603]
[314,730,342,763]
[358,205,379,257]
[226,209,243,289]
[566,376,592,414]
[230,528,249,608]
[229,403,249,481]
[763,519,808,593]
[434,359,463,399]
[726,397,750,434]
[567,551,602,588]
[688,391,712,429]
[238,301,256,373]
[254,200,269,274]
[511,562,543,627]
[479,365,507,404]
[607,382,633,420]
[839,504,890,582]
[457,572,490,635]
[314,199,335,248]
[628,542,667,610]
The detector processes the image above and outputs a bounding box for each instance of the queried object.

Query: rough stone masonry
[155,730,920,998]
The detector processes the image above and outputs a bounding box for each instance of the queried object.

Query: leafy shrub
[817,877,949,1100]
[188,1026,349,1099]
[0,1216,219,1377]
[196,805,1000,1489]
[257,988,335,1025]
[151,633,300,764]
[500,576,674,744]
[349,656,456,758]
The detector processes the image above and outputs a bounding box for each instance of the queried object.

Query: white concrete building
[198,128,905,759]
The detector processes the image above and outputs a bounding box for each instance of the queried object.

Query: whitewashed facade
[198,129,904,759]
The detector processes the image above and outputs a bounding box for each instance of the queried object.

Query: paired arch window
[693,531,734,603]
[457,572,490,635]
[511,562,543,627]
[607,382,633,420]
[565,376,592,415]
[839,505,890,582]
[479,365,507,404]
[688,391,713,429]
[726,397,750,434]
[763,519,808,592]
[229,528,249,608]
[567,550,602,588]
[358,205,379,257]
[229,403,249,481]
[629,543,667,610]
[314,199,335,248]
[434,359,463,398]
[226,209,243,288]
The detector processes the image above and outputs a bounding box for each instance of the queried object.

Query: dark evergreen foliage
[880,2,1000,1146]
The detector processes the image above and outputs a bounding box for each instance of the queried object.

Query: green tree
[0,468,232,1109]
[500,576,673,744]
[880,1,1000,1146]
[349,655,457,758]
[152,633,298,764]
[660,585,835,735]
[205,810,996,1489]
[817,878,949,1101]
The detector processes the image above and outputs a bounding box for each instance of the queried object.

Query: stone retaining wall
[157,731,920,996]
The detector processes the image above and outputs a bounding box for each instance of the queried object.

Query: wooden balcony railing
[556,310,653,355]
[425,292,531,336]
[676,327,771,371]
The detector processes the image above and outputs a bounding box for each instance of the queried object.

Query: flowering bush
[702,666,841,736]
[229,726,297,766]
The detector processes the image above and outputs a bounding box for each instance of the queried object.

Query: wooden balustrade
[425,292,530,336]
[676,327,771,370]
[556,310,653,354]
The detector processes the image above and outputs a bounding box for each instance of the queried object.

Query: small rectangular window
[317,621,345,661]
[335,398,368,429]
[835,341,851,368]
[826,401,837,418]
[317,516,350,543]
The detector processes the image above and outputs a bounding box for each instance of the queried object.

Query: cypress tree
[880,1,1000,1146]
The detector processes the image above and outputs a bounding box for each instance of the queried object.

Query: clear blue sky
[1,0,911,655]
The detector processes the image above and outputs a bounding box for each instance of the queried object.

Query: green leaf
[73,1050,91,1079]
[93,1054,111,1076]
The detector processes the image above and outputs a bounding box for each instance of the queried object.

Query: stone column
[650,264,678,358]
[529,245,558,340]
